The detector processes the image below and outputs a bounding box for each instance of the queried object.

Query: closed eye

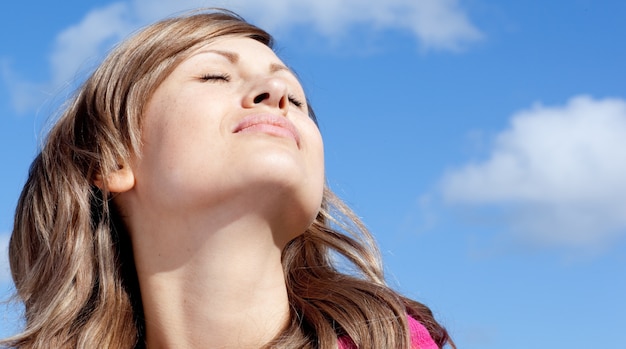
[200,73,231,82]
[288,94,304,108]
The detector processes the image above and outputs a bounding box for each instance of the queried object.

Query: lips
[233,114,301,147]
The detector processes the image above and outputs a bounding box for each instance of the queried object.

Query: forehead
[174,36,301,84]
[186,36,283,66]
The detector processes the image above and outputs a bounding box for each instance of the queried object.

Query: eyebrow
[269,63,291,74]
[201,49,239,63]
[194,49,297,78]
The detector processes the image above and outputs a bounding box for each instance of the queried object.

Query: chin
[246,167,324,242]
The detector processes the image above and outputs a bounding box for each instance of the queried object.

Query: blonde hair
[3,10,453,349]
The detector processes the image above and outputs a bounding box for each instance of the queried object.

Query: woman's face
[125,36,324,238]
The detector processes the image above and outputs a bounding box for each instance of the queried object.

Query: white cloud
[4,2,139,113]
[0,232,11,284]
[441,95,626,248]
[49,2,136,86]
[5,0,482,112]
[132,0,483,50]
[0,60,47,114]
[221,0,483,50]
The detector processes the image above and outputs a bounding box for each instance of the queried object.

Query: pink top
[337,316,438,349]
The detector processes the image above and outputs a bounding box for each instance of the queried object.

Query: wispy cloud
[441,95,626,250]
[224,0,483,50]
[49,2,136,87]
[130,0,483,50]
[3,2,139,114]
[4,0,482,112]
[1,60,47,114]
[0,232,11,284]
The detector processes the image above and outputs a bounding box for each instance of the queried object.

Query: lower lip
[236,123,299,145]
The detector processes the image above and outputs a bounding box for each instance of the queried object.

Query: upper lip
[233,113,301,147]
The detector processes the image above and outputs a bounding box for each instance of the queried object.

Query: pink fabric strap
[337,316,438,349]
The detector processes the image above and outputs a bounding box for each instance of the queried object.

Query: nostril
[253,93,269,104]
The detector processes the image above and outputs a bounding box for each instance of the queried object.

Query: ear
[93,165,135,193]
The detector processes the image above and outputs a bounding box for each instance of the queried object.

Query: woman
[3,9,453,349]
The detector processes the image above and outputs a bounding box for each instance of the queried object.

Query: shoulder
[407,316,439,349]
[337,316,439,349]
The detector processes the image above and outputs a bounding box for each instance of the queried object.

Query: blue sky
[1,1,625,348]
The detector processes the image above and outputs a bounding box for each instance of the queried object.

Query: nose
[243,77,290,115]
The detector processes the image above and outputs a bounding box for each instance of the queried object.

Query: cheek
[313,132,325,180]
[298,115,324,170]
[306,125,326,200]
[135,103,225,202]
[142,92,225,165]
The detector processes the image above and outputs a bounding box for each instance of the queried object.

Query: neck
[130,211,291,349]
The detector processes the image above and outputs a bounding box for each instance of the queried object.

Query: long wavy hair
[2,9,453,349]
